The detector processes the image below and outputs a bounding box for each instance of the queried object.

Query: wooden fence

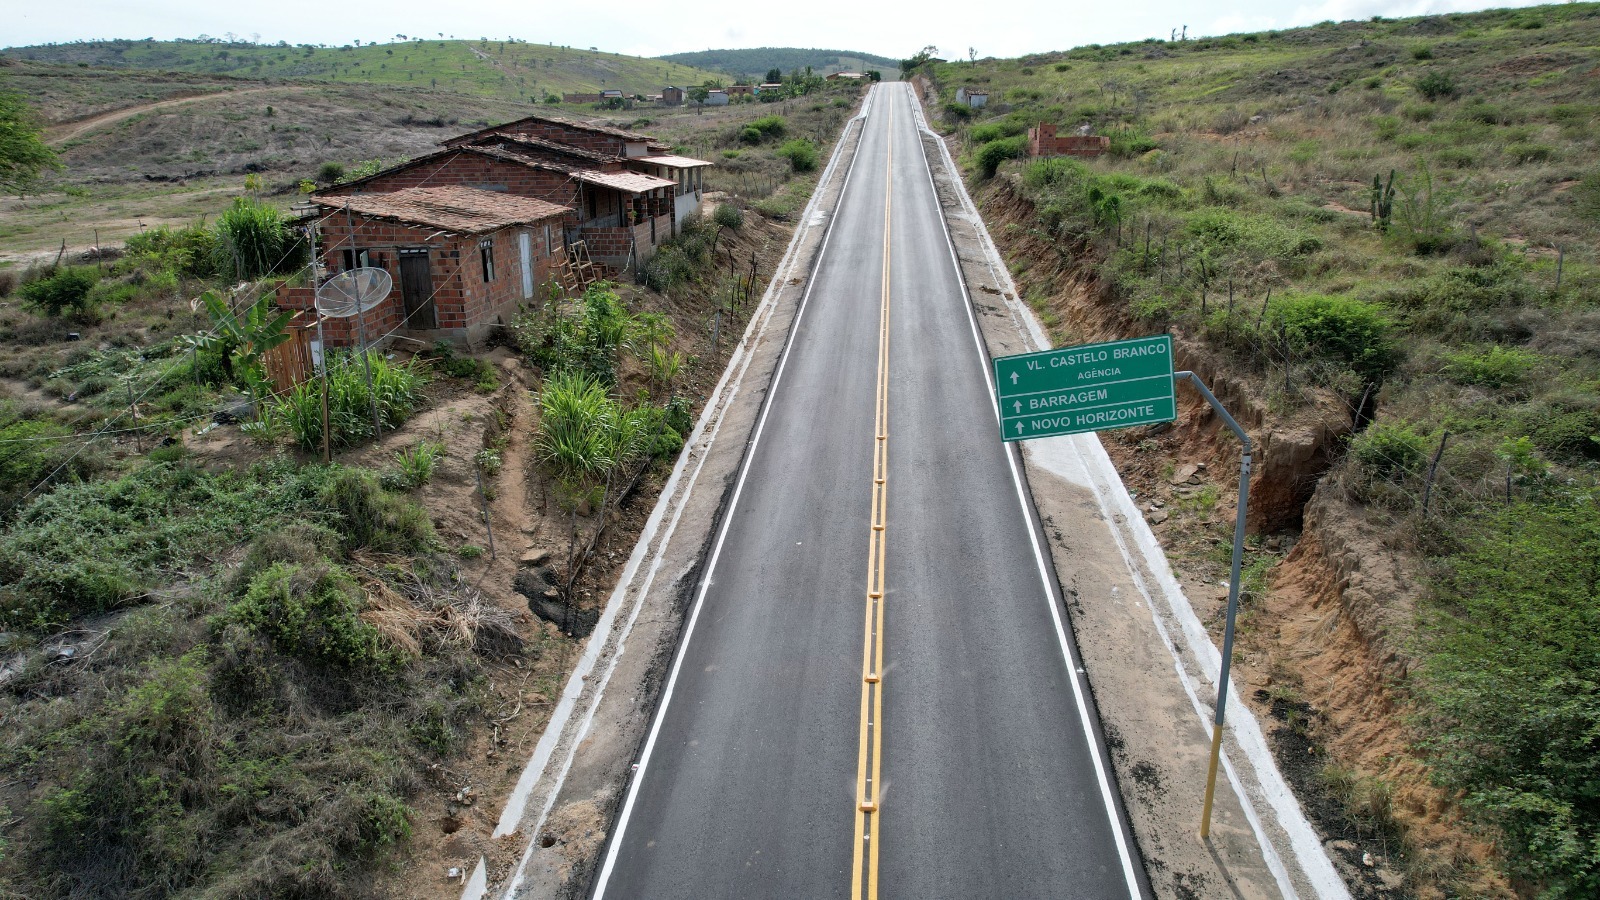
[262,312,315,393]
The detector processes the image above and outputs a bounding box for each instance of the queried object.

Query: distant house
[600,89,624,100]
[562,93,603,104]
[955,87,989,108]
[826,72,867,81]
[725,84,754,98]
[276,186,569,347]
[757,82,785,94]
[661,85,685,105]
[704,89,729,106]
[306,113,711,290]
[1027,122,1110,159]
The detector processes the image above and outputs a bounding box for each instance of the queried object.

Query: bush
[712,203,745,229]
[975,136,1027,179]
[225,561,400,672]
[18,266,98,318]
[1350,421,1427,480]
[969,121,1025,143]
[388,441,444,490]
[776,138,818,173]
[1270,293,1396,382]
[1106,127,1159,158]
[317,160,346,183]
[122,222,220,279]
[1417,493,1600,897]
[1415,71,1458,101]
[317,468,433,554]
[745,114,786,141]
[1440,345,1540,388]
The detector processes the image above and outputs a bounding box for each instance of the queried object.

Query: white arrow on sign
[1013,400,1022,414]
[1010,371,1019,385]
[1014,421,1024,435]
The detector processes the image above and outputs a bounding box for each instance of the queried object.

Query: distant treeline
[657,47,896,80]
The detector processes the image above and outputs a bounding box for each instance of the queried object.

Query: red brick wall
[279,213,566,345]
[1027,123,1110,158]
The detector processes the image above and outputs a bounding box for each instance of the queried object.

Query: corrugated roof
[317,186,568,235]
[634,154,713,169]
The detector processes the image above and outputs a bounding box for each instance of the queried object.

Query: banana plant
[195,289,295,410]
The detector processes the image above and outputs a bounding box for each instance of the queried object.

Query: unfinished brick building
[1027,123,1111,159]
[276,186,568,348]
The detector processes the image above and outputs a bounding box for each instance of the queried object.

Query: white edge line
[486,91,876,900]
[587,86,878,900]
[902,83,1144,899]
[908,87,1349,900]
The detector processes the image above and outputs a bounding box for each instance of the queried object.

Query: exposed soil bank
[970,175,1510,899]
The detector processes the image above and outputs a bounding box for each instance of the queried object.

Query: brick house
[661,85,685,105]
[1026,123,1111,158]
[276,186,569,348]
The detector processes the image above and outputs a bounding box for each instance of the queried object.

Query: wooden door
[397,250,435,329]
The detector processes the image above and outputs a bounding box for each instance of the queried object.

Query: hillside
[658,47,895,80]
[918,3,1598,897]
[2,38,724,102]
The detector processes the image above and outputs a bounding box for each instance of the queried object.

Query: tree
[0,91,62,195]
[765,67,782,84]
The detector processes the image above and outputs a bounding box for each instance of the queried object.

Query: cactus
[1371,169,1397,232]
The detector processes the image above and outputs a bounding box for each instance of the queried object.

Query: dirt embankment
[973,176,1510,898]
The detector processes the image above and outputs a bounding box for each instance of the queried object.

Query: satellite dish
[315,267,392,318]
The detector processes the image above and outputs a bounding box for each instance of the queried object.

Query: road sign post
[991,337,1250,842]
[993,334,1175,441]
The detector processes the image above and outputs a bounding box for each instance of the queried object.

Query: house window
[340,248,371,271]
[480,239,495,282]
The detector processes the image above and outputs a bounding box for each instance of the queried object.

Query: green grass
[6,38,726,102]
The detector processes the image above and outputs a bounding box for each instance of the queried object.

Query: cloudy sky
[5,0,1558,60]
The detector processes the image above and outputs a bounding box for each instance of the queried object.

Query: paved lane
[592,83,1146,900]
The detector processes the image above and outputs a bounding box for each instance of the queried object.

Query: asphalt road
[591,83,1148,900]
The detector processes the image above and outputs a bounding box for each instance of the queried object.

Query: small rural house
[703,89,729,106]
[1026,123,1110,158]
[725,84,754,98]
[826,72,867,81]
[955,87,989,108]
[280,113,712,349]
[661,85,685,105]
[276,186,569,347]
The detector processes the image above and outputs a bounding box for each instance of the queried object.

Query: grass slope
[658,47,896,79]
[2,38,724,102]
[927,3,1600,896]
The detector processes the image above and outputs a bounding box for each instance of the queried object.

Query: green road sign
[993,334,1176,441]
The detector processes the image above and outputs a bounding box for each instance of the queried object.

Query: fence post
[1421,430,1450,517]
[127,382,143,453]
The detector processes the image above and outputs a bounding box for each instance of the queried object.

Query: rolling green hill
[658,47,896,81]
[2,38,724,101]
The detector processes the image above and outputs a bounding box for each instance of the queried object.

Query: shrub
[0,268,15,297]
[1504,142,1555,164]
[745,114,786,140]
[389,441,444,490]
[969,121,1025,143]
[1417,493,1600,896]
[318,468,433,554]
[18,266,98,318]
[1351,421,1427,479]
[317,160,346,183]
[712,202,745,229]
[225,561,399,672]
[776,138,818,173]
[1440,345,1540,388]
[1415,71,1458,101]
[1106,127,1159,158]
[975,136,1027,179]
[1269,293,1396,381]
[1185,209,1324,261]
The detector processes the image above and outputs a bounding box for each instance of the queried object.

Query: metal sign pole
[315,305,331,464]
[1175,371,1253,841]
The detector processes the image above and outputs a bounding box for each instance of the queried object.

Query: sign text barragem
[992,335,1176,441]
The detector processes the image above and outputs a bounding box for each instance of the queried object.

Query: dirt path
[45,86,302,144]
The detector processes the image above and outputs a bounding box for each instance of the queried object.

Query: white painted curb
[475,90,877,900]
[905,85,1350,900]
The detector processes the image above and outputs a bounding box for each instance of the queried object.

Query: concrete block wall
[1027,123,1111,158]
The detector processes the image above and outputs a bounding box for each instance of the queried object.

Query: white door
[519,230,534,300]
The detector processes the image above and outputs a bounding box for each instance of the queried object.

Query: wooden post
[127,382,143,452]
[1422,430,1450,516]
[1555,247,1564,291]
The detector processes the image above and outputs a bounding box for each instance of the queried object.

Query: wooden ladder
[557,240,600,295]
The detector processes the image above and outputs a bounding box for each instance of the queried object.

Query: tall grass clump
[776,138,818,173]
[214,197,309,280]
[267,350,427,450]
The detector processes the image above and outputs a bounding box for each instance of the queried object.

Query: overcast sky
[4,0,1559,60]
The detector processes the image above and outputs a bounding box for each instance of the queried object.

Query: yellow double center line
[852,93,895,900]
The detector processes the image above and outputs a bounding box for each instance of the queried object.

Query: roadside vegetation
[923,3,1600,895]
